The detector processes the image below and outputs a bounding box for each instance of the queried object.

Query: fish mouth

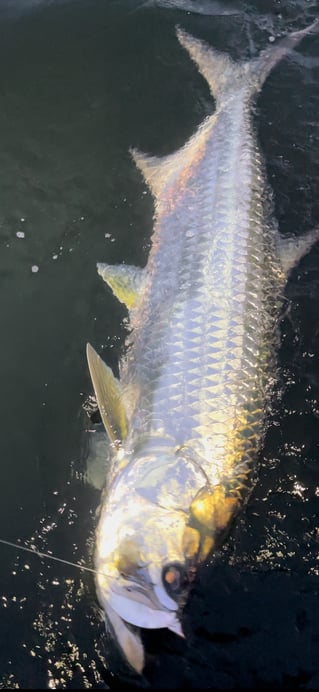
[104,589,184,673]
[105,602,145,674]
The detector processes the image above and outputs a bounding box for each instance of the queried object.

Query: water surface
[0,0,318,688]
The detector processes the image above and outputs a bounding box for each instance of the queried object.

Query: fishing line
[0,537,107,579]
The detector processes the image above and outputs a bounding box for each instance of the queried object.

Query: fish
[86,19,319,674]
[140,0,241,15]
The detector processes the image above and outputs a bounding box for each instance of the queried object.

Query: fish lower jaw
[103,599,184,675]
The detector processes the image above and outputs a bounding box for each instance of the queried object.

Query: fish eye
[162,562,186,595]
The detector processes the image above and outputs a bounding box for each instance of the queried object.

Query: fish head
[95,502,189,674]
[95,448,220,672]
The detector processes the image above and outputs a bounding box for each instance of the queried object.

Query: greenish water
[0,0,318,688]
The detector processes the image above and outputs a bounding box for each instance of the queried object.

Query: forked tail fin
[176,19,319,105]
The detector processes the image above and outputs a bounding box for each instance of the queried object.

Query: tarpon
[87,20,319,673]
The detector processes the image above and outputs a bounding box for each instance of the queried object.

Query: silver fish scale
[121,95,282,489]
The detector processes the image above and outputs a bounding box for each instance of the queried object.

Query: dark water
[0,0,318,688]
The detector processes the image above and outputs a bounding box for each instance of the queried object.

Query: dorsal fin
[97,263,144,310]
[86,343,128,447]
[130,114,215,200]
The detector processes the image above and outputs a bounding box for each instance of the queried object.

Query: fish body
[87,20,319,673]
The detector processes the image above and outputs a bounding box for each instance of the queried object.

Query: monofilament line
[0,538,101,577]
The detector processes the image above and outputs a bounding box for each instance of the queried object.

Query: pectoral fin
[86,343,128,447]
[97,263,145,310]
[278,227,319,277]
